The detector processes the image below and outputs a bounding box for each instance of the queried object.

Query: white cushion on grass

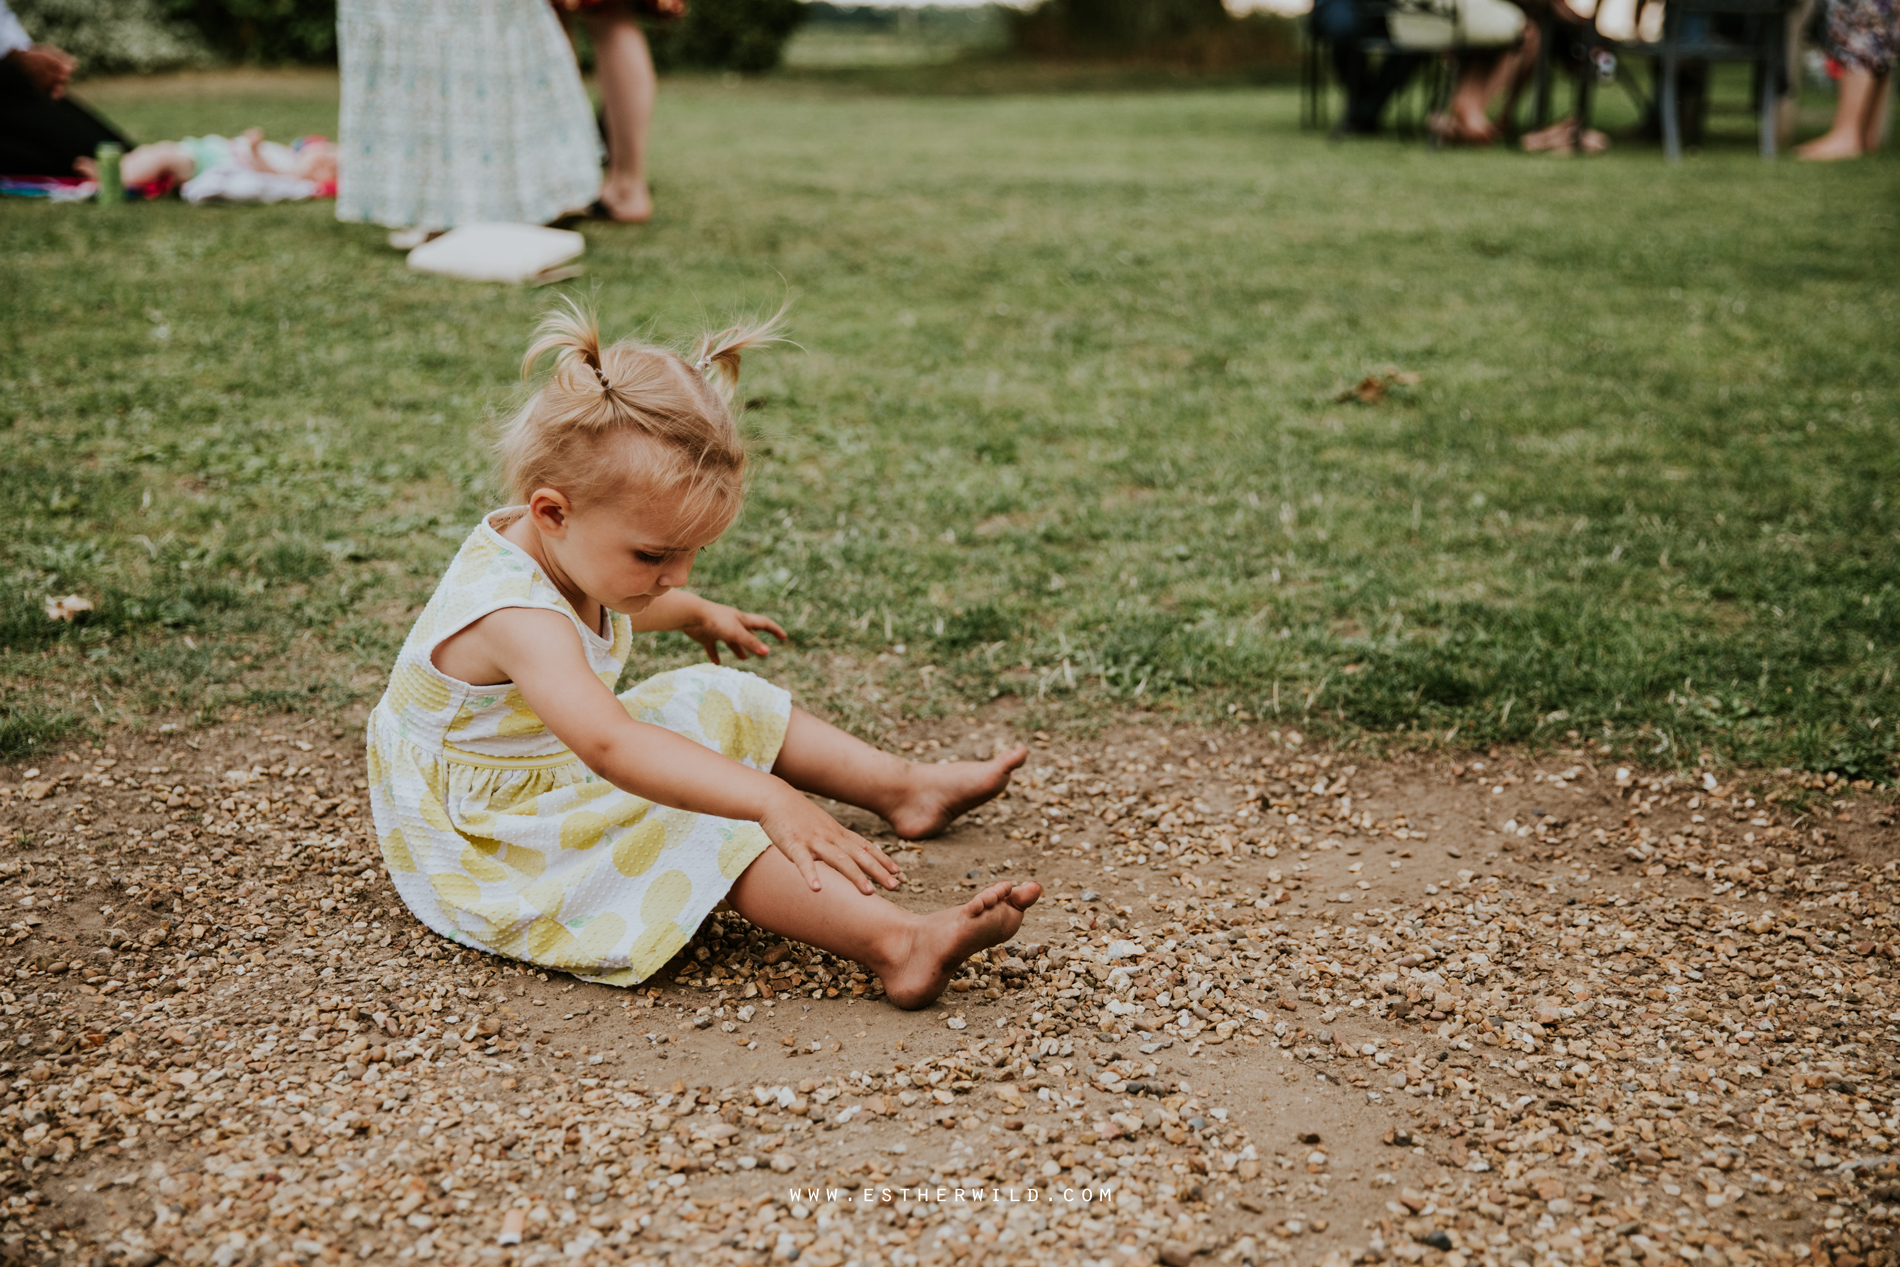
[405,223,585,284]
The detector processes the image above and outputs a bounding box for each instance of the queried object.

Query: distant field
[2,70,1895,777]
[785,6,1008,68]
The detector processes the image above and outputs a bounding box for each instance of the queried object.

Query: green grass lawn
[2,69,1896,777]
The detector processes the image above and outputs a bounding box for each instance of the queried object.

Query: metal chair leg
[1532,11,1555,130]
[1661,11,1682,162]
[1427,53,1455,149]
[1574,49,1597,151]
[1759,22,1780,157]
[1302,38,1316,130]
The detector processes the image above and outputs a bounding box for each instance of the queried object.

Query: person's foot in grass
[596,175,652,223]
[1797,129,1863,161]
[1799,65,1887,160]
[1430,111,1500,146]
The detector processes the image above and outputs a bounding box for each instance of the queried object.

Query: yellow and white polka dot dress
[365,509,790,985]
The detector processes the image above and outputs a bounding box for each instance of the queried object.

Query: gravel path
[2,715,1896,1267]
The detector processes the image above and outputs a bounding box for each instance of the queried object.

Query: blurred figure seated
[0,0,134,176]
[1312,0,1429,134]
[1424,0,1542,144]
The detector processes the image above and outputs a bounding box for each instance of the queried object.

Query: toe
[965,883,1006,915]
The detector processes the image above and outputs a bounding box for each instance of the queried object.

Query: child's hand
[759,787,901,895]
[680,599,786,666]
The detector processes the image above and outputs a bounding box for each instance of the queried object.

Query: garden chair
[1620,0,1797,159]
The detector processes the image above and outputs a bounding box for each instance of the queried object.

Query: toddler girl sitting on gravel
[365,301,1038,1007]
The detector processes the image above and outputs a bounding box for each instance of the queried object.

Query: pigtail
[522,295,605,382]
[690,301,791,400]
[522,297,633,425]
[499,296,791,531]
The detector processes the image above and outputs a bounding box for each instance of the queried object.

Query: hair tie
[591,364,612,392]
[694,352,716,374]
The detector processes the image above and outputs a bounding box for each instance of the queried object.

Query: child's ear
[527,488,574,537]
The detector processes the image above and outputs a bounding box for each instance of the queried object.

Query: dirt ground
[2,704,1898,1267]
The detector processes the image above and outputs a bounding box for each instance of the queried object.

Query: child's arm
[444,606,894,896]
[623,590,786,665]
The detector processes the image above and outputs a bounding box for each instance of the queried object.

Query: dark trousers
[0,56,132,177]
[1311,0,1426,133]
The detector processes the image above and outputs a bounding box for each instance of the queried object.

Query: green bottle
[95,142,124,205]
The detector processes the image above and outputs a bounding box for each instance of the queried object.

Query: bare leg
[1522,116,1578,150]
[1436,63,1493,141]
[583,6,656,223]
[1799,66,1877,159]
[1436,59,1505,142]
[727,846,1041,1009]
[1861,71,1891,152]
[1451,30,1538,136]
[772,706,1028,840]
[1491,22,1541,131]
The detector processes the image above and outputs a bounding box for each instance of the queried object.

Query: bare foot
[1520,120,1575,152]
[877,881,1042,1009]
[1429,112,1498,147]
[1797,131,1864,161]
[597,176,652,223]
[1455,113,1499,146]
[884,745,1028,840]
[73,156,97,180]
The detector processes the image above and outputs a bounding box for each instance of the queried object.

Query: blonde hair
[497,298,786,533]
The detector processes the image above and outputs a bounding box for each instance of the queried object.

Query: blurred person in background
[1430,20,1542,144]
[1420,0,1541,145]
[1798,0,1895,157]
[336,0,603,245]
[0,0,134,176]
[555,0,684,223]
[1310,0,1428,134]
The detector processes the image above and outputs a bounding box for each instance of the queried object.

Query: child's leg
[727,845,1040,1009]
[771,706,1028,840]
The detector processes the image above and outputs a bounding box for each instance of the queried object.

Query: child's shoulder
[405,519,561,646]
[444,527,532,590]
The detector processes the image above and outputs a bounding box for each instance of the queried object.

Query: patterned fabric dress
[366,510,791,985]
[336,0,603,231]
[1828,0,1899,74]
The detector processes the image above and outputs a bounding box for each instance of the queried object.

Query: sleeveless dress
[365,509,790,985]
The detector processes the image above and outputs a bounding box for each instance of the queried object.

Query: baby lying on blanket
[75,127,337,198]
